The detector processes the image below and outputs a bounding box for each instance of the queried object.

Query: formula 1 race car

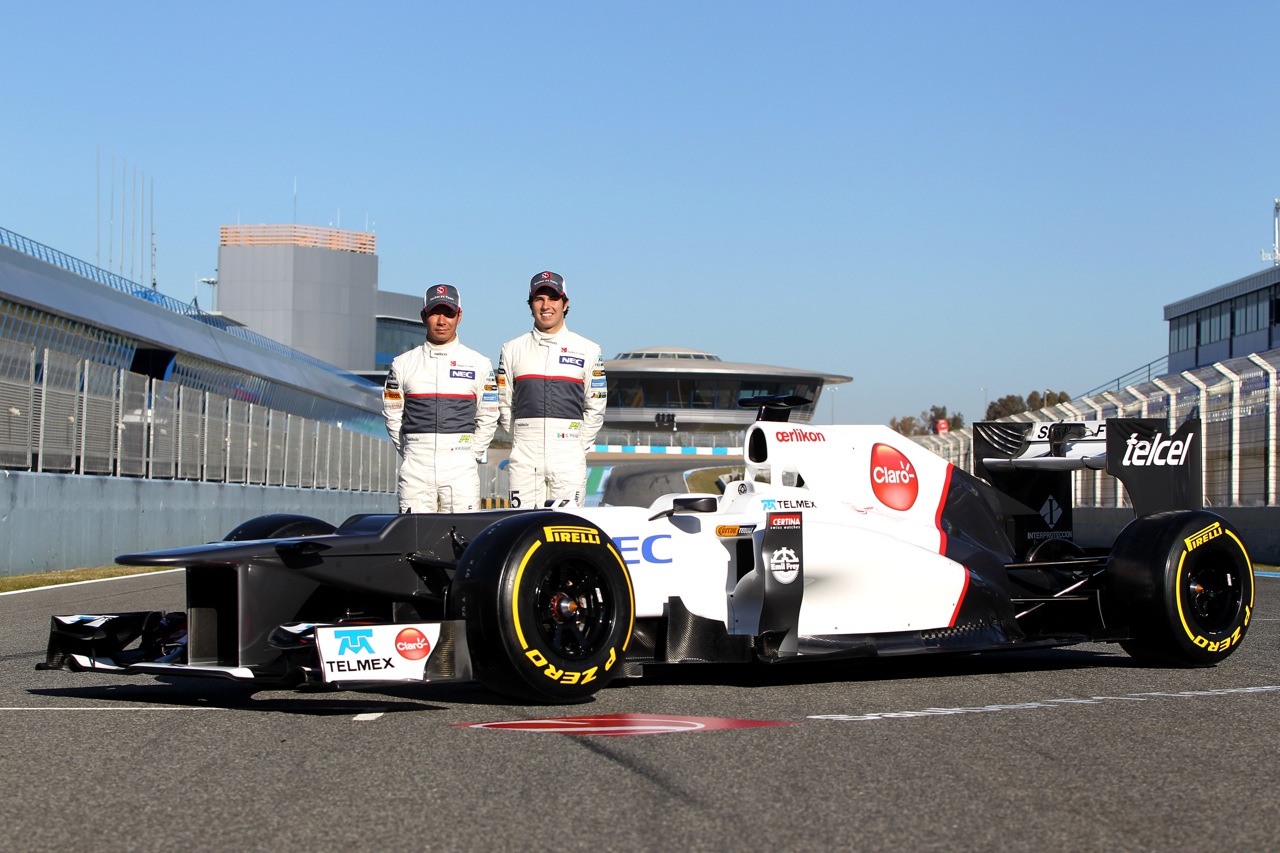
[39,398,1255,704]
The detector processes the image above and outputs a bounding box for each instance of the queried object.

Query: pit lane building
[1165,264,1280,373]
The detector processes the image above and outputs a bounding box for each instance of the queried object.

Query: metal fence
[914,349,1280,509]
[0,341,397,492]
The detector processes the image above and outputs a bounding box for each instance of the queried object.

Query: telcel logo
[1122,432,1194,467]
[870,443,918,510]
[395,627,432,660]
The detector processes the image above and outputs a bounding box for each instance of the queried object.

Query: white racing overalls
[497,327,606,507]
[384,339,498,512]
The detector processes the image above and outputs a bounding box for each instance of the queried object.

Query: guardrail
[0,340,397,492]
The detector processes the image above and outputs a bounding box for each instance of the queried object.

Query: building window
[1233,290,1268,336]
[1169,314,1195,353]
[1198,303,1229,345]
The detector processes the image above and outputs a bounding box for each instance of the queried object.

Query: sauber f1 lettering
[40,404,1254,704]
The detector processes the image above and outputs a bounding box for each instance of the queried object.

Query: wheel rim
[532,557,614,661]
[1185,555,1244,634]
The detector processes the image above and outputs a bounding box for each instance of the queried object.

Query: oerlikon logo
[870,443,918,510]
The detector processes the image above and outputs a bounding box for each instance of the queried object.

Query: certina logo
[335,628,375,656]
[1122,431,1195,467]
[769,513,802,529]
[761,499,817,510]
[395,627,432,661]
[544,525,601,544]
[769,547,800,584]
[774,428,825,443]
[870,443,918,510]
[450,369,476,380]
[1185,522,1222,551]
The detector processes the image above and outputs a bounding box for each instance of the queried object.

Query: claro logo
[870,443,918,510]
[395,627,432,661]
[1122,431,1194,467]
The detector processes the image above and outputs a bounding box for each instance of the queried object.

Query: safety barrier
[0,340,397,492]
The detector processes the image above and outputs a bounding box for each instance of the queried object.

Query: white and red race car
[41,398,1254,704]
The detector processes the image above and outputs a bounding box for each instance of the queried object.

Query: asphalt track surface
[3,574,1279,852]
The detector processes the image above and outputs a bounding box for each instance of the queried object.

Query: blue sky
[4,2,1279,426]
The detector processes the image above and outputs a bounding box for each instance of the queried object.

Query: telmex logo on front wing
[543,526,601,544]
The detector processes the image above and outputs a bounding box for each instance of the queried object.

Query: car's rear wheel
[450,512,634,703]
[1104,510,1253,666]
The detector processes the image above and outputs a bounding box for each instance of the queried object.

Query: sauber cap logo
[544,525,601,544]
[870,443,918,510]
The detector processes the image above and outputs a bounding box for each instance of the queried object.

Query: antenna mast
[1262,198,1280,266]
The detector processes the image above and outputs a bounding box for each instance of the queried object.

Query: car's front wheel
[450,512,634,703]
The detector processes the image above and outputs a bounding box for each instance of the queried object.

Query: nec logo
[613,534,672,565]
[870,443,918,510]
[1122,432,1194,467]
[450,369,476,380]
[559,355,585,368]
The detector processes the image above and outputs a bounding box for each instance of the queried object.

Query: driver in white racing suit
[384,284,498,512]
[497,271,606,507]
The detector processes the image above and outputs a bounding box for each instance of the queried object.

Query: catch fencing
[914,349,1280,509]
[0,340,398,492]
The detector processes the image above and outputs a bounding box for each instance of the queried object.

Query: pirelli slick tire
[1104,510,1254,667]
[450,512,634,704]
[224,514,337,541]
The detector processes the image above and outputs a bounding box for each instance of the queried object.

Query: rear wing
[973,417,1202,557]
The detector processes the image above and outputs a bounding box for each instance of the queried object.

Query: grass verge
[0,565,172,593]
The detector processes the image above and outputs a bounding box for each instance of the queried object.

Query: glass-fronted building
[1165,265,1280,373]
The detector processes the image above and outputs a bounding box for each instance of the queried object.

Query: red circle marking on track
[456,713,792,736]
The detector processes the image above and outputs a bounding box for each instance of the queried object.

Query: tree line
[888,390,1072,436]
